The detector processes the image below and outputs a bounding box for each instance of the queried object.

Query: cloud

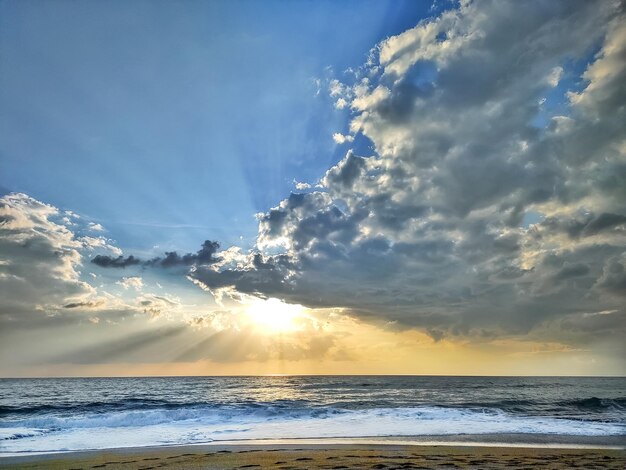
[91,240,221,269]
[0,193,158,334]
[136,293,181,318]
[332,133,354,144]
[92,254,142,268]
[189,0,626,348]
[0,195,90,298]
[0,193,113,327]
[88,222,105,232]
[63,300,105,309]
[152,240,220,267]
[539,212,626,239]
[117,276,144,291]
[594,254,626,298]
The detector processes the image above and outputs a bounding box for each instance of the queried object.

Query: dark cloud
[595,255,626,297]
[63,300,105,309]
[322,151,367,189]
[149,240,220,267]
[583,213,626,237]
[540,212,626,239]
[553,263,590,282]
[91,240,220,269]
[92,254,142,268]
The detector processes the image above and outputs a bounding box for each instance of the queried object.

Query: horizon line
[1,374,625,379]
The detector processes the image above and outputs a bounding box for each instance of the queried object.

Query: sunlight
[245,297,304,333]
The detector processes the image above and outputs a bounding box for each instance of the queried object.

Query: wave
[0,398,322,418]
[0,398,180,416]
[558,397,626,412]
[437,397,626,419]
[0,403,345,434]
[0,428,50,441]
[1,405,624,454]
[2,404,624,437]
[5,396,625,414]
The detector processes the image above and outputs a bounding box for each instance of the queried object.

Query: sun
[245,297,304,333]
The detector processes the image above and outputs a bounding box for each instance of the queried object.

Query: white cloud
[79,235,123,255]
[0,194,94,317]
[332,133,355,144]
[88,222,105,231]
[334,98,348,109]
[328,78,347,97]
[0,193,136,328]
[117,276,144,291]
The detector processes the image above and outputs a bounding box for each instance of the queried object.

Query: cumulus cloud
[0,193,168,335]
[189,0,626,348]
[0,193,107,327]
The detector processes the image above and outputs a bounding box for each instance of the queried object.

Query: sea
[0,376,624,455]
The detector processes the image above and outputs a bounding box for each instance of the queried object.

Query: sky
[0,0,625,377]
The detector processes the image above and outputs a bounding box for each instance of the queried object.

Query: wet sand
[2,443,624,469]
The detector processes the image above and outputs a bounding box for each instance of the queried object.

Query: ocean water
[0,376,624,454]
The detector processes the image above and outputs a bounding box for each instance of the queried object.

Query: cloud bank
[189,0,626,346]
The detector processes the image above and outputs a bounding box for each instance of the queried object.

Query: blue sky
[1,0,445,253]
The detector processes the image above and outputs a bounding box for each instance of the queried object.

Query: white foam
[1,406,624,454]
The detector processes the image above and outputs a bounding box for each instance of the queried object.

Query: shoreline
[1,441,624,469]
[2,434,624,459]
[185,433,626,449]
[2,433,625,458]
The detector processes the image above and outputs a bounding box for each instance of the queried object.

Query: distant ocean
[1,376,625,455]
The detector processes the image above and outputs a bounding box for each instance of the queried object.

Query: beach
[2,442,625,469]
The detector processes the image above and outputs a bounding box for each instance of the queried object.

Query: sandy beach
[2,442,624,469]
